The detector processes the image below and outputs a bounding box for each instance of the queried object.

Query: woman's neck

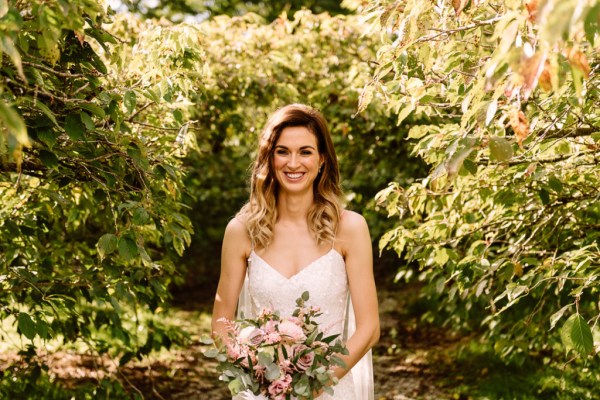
[276,190,313,222]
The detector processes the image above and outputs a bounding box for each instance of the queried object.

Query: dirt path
[123,286,457,399]
[1,283,460,399]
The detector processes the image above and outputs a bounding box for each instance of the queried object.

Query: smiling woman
[211,104,379,399]
[273,126,322,197]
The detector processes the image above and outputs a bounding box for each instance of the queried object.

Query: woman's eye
[275,149,288,155]
[301,150,312,155]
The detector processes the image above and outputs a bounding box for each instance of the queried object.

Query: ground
[1,280,462,399]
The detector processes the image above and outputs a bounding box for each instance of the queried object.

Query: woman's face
[272,126,323,195]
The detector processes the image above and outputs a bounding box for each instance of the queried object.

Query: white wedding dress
[234,247,374,400]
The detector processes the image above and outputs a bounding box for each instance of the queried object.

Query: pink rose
[268,374,292,399]
[248,328,265,347]
[293,345,315,371]
[239,327,265,347]
[278,320,306,343]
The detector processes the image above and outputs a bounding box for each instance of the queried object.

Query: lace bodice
[235,248,357,400]
[248,249,349,337]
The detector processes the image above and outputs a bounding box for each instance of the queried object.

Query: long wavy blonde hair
[237,104,343,249]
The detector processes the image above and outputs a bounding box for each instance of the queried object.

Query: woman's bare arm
[211,218,251,343]
[334,211,380,379]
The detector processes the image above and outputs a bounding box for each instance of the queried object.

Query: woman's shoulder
[337,209,370,246]
[224,216,251,247]
[339,209,368,232]
[336,210,370,259]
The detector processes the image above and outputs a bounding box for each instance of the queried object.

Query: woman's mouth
[284,172,305,180]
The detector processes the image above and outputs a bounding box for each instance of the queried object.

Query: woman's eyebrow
[274,145,316,150]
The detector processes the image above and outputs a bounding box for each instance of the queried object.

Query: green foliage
[161,10,426,279]
[0,362,136,400]
[444,340,600,400]
[119,0,352,22]
[362,0,600,362]
[0,0,202,388]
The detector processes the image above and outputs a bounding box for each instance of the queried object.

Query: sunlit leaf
[509,109,529,147]
[0,100,29,147]
[97,234,118,259]
[561,314,593,356]
[489,136,513,162]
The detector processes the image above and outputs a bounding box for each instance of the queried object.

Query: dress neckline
[250,248,343,281]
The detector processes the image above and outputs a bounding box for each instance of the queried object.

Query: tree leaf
[80,111,95,130]
[36,129,56,149]
[485,99,497,126]
[119,351,135,366]
[539,188,550,205]
[18,312,37,340]
[561,314,594,356]
[519,51,547,101]
[132,207,150,225]
[452,0,469,17]
[548,177,563,193]
[65,114,85,140]
[35,100,59,127]
[549,304,571,330]
[124,91,137,115]
[80,102,106,118]
[0,36,25,80]
[509,109,529,147]
[97,233,118,259]
[118,236,139,261]
[584,3,600,46]
[489,136,513,162]
[357,83,374,113]
[39,149,59,169]
[0,100,29,147]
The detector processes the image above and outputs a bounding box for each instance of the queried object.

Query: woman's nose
[288,154,299,168]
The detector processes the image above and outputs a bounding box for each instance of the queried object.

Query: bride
[211,104,379,399]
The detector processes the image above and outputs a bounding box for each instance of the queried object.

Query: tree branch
[413,16,503,45]
[542,127,598,139]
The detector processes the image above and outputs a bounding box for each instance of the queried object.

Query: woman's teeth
[286,172,304,179]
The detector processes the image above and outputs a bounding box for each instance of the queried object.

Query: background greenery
[1,0,598,398]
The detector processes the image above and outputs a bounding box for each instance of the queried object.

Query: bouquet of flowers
[203,291,348,400]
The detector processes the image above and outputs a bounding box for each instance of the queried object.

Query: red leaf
[74,31,85,46]
[509,109,530,148]
[565,47,591,78]
[453,0,469,17]
[520,51,547,100]
[538,59,553,92]
[525,0,538,22]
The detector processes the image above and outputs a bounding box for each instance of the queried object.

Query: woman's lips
[284,172,305,180]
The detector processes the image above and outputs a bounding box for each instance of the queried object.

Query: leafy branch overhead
[363,0,600,361]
